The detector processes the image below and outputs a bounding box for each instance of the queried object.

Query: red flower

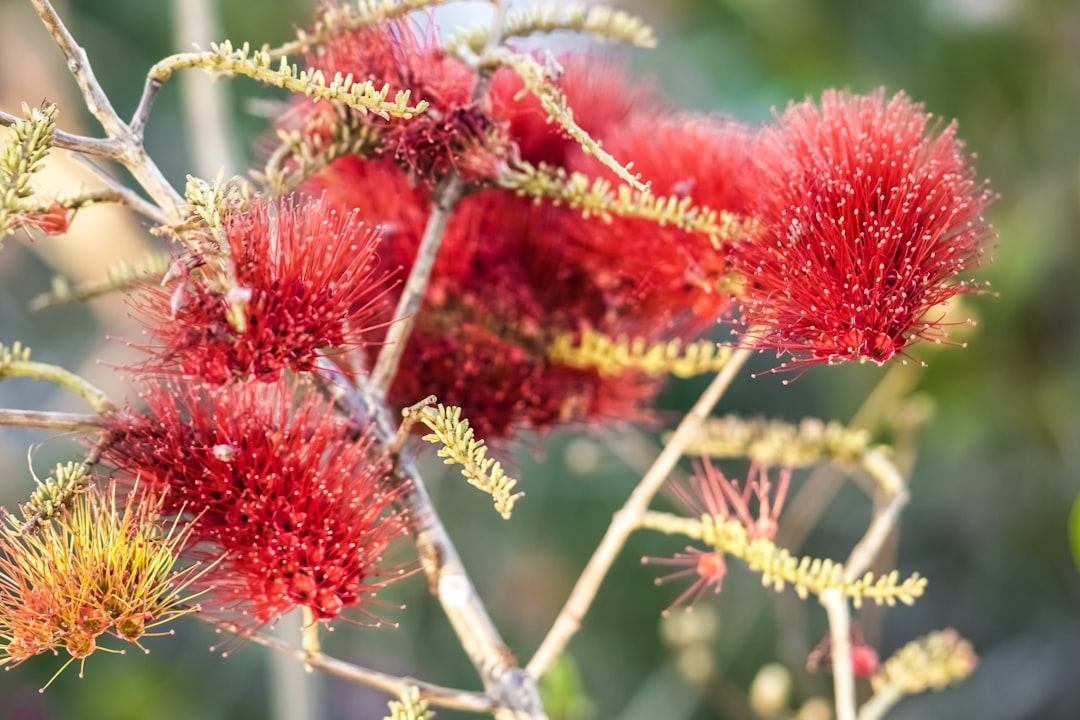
[135,194,391,383]
[11,204,71,235]
[732,89,994,367]
[488,54,657,169]
[285,17,750,436]
[641,548,727,616]
[101,380,409,624]
[299,20,503,182]
[644,462,790,613]
[562,113,756,328]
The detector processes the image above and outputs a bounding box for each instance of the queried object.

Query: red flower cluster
[100,380,408,624]
[289,21,755,436]
[733,89,994,367]
[136,195,390,383]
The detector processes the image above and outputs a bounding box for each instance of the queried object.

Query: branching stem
[28,0,184,220]
[232,627,499,714]
[526,346,753,679]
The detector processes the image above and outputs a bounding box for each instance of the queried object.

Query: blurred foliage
[1,0,1078,719]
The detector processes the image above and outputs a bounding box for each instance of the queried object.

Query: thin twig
[28,0,183,220]
[845,486,908,579]
[316,356,546,719]
[369,1,509,397]
[824,451,909,720]
[235,627,498,714]
[0,110,118,157]
[526,346,753,679]
[69,156,171,224]
[821,589,856,720]
[369,175,463,395]
[0,408,103,433]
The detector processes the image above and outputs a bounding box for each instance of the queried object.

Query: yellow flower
[0,480,208,687]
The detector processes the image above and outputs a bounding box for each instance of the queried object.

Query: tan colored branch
[0,408,104,433]
[526,346,753,679]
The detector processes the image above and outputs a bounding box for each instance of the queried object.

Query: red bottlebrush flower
[12,204,71,235]
[644,462,789,612]
[134,194,391,383]
[732,89,995,367]
[562,114,756,328]
[672,461,791,542]
[100,379,409,625]
[303,154,661,437]
[300,20,504,183]
[642,548,727,615]
[285,16,746,436]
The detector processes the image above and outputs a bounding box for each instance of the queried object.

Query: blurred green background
[1,0,1078,719]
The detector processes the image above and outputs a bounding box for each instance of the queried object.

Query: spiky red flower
[100,380,408,624]
[732,89,994,367]
[644,462,790,613]
[641,548,727,616]
[300,20,503,182]
[289,25,755,436]
[562,113,756,328]
[135,194,390,383]
[304,159,660,436]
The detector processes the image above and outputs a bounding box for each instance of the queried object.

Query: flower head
[562,113,756,328]
[299,20,503,183]
[733,89,994,367]
[288,31,751,436]
[135,194,390,383]
[100,379,409,624]
[641,547,727,616]
[0,481,203,686]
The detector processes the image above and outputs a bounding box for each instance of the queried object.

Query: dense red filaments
[303,21,502,182]
[563,114,756,327]
[136,196,391,382]
[289,22,753,436]
[733,89,994,367]
[101,380,408,624]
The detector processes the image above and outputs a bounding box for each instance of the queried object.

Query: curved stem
[236,627,499,714]
[526,346,753,679]
[1,358,114,412]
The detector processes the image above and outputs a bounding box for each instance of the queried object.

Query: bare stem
[845,484,908,579]
[0,110,118,156]
[316,356,546,719]
[369,175,463,396]
[857,686,903,720]
[821,589,856,720]
[526,346,753,679]
[0,408,103,433]
[825,450,909,720]
[28,0,183,220]
[235,627,499,714]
